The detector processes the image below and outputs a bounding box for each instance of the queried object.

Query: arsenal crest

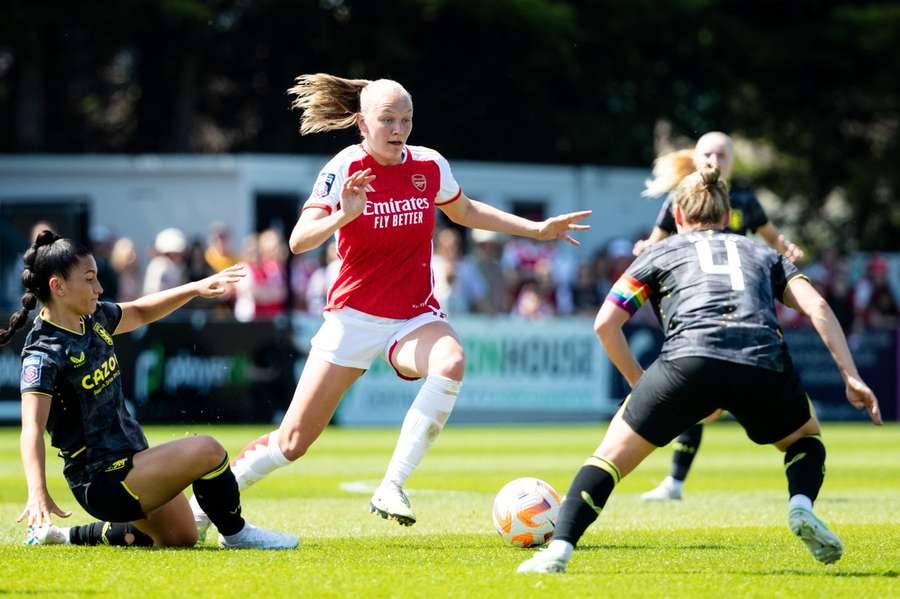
[411,174,426,192]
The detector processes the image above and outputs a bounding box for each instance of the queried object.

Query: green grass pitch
[1,422,898,598]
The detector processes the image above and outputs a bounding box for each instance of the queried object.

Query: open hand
[845,375,881,425]
[17,492,71,528]
[195,264,246,298]
[535,210,592,246]
[340,168,376,221]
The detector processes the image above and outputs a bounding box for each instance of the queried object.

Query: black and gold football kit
[20,301,148,521]
[606,231,812,446]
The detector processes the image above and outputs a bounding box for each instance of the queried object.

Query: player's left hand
[194,264,247,298]
[535,210,592,246]
[845,375,881,425]
[17,492,71,528]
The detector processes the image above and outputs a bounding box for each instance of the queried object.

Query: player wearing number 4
[634,131,805,502]
[191,73,591,532]
[517,164,881,574]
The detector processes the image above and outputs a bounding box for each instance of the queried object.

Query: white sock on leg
[789,494,813,512]
[382,374,461,488]
[231,429,291,490]
[665,476,684,493]
[547,539,574,560]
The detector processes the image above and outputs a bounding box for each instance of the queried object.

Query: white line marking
[339,480,482,497]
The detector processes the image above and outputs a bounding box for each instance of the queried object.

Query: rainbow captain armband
[607,274,650,316]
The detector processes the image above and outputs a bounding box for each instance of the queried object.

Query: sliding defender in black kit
[4,230,297,549]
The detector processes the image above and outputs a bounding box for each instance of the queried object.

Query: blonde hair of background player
[634,131,803,263]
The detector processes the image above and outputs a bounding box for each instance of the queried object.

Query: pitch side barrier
[0,315,895,423]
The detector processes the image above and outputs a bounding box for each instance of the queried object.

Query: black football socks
[192,454,246,536]
[552,457,620,546]
[68,522,153,546]
[671,423,703,482]
[784,436,826,502]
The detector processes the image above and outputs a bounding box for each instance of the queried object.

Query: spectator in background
[823,257,855,332]
[512,280,552,320]
[186,236,230,314]
[503,235,560,317]
[2,222,58,312]
[590,249,613,300]
[806,247,841,292]
[570,261,600,316]
[432,227,486,314]
[465,229,508,314]
[502,235,556,280]
[237,229,289,321]
[606,237,635,282]
[205,222,239,273]
[289,250,320,313]
[431,227,462,313]
[187,237,214,283]
[853,255,899,331]
[109,238,142,302]
[532,256,559,315]
[305,242,340,315]
[89,225,119,302]
[143,228,187,294]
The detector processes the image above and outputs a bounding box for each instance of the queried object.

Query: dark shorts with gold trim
[70,454,146,522]
[623,356,812,447]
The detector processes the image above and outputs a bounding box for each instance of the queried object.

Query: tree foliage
[1,0,897,249]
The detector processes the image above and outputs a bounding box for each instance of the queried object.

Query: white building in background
[0,154,659,262]
[0,155,660,422]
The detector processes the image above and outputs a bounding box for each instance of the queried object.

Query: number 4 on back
[693,238,745,291]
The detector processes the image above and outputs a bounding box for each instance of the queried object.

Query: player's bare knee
[774,418,821,452]
[163,527,199,548]
[431,343,465,380]
[279,429,309,461]
[194,435,227,468]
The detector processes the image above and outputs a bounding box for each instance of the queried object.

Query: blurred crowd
[5,220,899,334]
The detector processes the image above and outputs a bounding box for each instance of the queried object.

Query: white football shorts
[309,306,447,380]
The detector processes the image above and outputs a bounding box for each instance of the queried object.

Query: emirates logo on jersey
[411,174,427,192]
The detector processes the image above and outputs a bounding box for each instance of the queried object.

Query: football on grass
[492,477,561,547]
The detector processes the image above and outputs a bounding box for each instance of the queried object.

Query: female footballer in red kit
[192,73,591,535]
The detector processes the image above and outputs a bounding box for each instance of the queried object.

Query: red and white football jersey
[303,144,462,319]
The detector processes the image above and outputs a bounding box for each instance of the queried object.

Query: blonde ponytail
[287,73,371,135]
[671,163,731,225]
[642,149,696,198]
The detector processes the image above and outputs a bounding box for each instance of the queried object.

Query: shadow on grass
[745,569,898,578]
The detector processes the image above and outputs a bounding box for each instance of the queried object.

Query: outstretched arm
[115,264,246,334]
[18,392,71,527]
[440,193,591,246]
[784,277,881,424]
[594,301,644,388]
